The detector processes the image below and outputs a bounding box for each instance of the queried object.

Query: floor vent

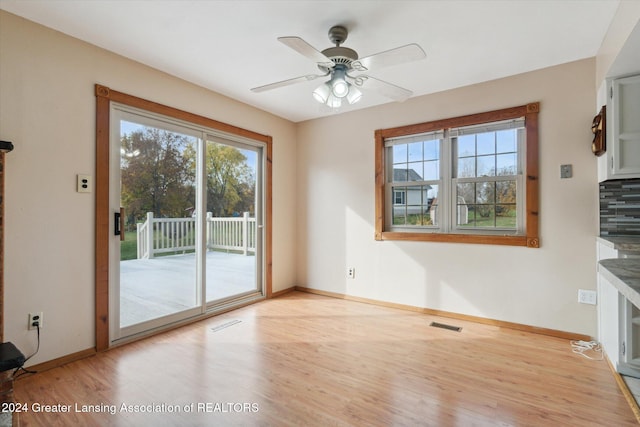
[211,320,241,332]
[430,321,462,332]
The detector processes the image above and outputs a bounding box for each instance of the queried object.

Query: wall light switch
[77,174,91,193]
[560,164,573,179]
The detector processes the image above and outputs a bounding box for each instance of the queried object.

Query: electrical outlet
[77,174,91,193]
[28,312,43,330]
[578,289,597,305]
[347,267,355,279]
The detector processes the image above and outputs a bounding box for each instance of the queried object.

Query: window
[375,103,539,247]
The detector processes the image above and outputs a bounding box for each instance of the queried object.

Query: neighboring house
[392,168,432,217]
[391,168,468,225]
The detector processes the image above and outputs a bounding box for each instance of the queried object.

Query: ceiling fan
[251,25,426,109]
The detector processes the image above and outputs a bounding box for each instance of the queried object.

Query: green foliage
[121,128,196,224]
[121,128,256,226]
[393,213,434,226]
[120,231,137,261]
[185,142,255,217]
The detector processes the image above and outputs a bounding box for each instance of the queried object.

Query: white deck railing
[136,212,255,259]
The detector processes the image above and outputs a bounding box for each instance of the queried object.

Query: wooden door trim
[95,84,273,351]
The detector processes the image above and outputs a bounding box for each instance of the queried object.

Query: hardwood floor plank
[11,292,638,426]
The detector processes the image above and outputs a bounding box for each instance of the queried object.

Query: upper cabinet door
[609,74,640,179]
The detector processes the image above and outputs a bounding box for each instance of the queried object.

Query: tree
[183,142,255,217]
[204,143,254,216]
[122,128,255,223]
[120,128,195,227]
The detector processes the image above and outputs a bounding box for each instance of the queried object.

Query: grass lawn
[394,210,516,228]
[120,231,138,261]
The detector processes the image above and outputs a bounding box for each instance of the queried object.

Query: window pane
[392,186,407,225]
[460,205,476,227]
[457,135,475,157]
[496,129,516,153]
[475,205,495,227]
[393,165,409,182]
[496,153,516,175]
[456,195,470,225]
[393,144,407,164]
[391,184,438,226]
[457,182,475,204]
[423,160,439,181]
[427,184,438,226]
[496,204,517,228]
[424,139,439,161]
[476,181,495,204]
[477,155,495,177]
[408,185,425,225]
[392,210,406,225]
[408,162,423,181]
[477,132,495,155]
[457,157,475,178]
[496,180,517,204]
[408,141,422,162]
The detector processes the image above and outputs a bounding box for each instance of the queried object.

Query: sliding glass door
[109,106,264,342]
[203,137,262,306]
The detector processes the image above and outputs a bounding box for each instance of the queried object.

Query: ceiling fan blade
[251,73,327,93]
[277,36,335,68]
[351,44,426,72]
[350,75,413,102]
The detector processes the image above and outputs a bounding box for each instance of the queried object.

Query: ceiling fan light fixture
[330,65,349,98]
[346,85,362,105]
[326,93,342,109]
[312,82,331,103]
[332,79,349,98]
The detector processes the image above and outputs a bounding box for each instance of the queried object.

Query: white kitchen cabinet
[598,270,621,366]
[597,239,640,377]
[621,299,640,377]
[597,242,622,366]
[599,74,640,181]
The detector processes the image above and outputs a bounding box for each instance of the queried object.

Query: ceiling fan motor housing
[317,25,359,72]
[319,46,358,71]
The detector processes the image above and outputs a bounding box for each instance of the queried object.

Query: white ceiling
[0,0,621,123]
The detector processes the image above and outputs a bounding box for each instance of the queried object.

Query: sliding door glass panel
[110,105,266,343]
[117,115,200,333]
[204,138,261,303]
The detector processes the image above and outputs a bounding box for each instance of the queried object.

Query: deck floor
[120,251,256,327]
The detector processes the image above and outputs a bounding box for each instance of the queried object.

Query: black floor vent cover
[211,320,241,332]
[430,321,462,332]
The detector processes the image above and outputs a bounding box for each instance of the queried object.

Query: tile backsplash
[600,178,640,236]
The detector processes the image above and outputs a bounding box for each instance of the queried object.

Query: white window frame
[374,103,540,248]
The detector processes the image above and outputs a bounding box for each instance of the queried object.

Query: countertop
[597,236,640,252]
[599,258,640,309]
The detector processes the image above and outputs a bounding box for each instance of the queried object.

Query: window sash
[449,124,525,234]
[383,116,526,235]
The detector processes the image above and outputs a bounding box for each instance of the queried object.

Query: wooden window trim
[374,103,539,248]
[95,84,273,351]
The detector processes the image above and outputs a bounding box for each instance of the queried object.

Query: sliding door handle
[114,212,120,236]
[114,208,125,241]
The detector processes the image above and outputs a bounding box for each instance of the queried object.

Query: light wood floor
[12,292,638,426]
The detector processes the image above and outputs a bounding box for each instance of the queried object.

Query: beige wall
[0,11,298,364]
[2,6,631,364]
[296,58,599,336]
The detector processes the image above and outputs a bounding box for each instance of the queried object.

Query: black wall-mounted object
[0,141,14,153]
